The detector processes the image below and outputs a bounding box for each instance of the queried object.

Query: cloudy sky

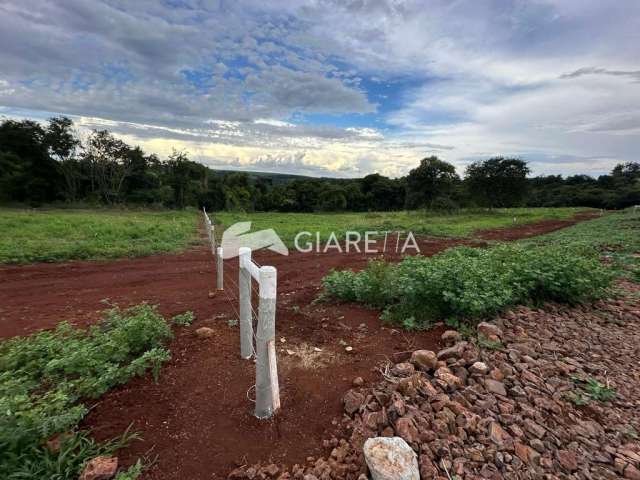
[1,0,638,178]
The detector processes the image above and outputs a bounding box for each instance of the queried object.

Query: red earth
[0,213,599,479]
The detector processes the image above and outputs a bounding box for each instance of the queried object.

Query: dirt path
[0,213,599,479]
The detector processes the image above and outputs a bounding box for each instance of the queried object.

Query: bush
[321,244,613,329]
[0,304,173,479]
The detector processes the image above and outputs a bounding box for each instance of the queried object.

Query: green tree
[405,157,459,209]
[465,157,530,208]
[46,117,81,202]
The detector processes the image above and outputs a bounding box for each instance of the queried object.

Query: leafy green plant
[321,244,613,329]
[567,377,617,405]
[171,311,195,327]
[0,304,173,479]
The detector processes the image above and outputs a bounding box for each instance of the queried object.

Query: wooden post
[238,247,253,359]
[210,225,216,254]
[255,265,279,418]
[216,246,224,291]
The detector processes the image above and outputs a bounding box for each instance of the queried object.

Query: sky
[0,0,638,179]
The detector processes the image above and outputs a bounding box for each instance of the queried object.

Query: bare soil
[0,213,598,479]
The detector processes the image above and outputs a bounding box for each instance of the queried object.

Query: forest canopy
[1,117,638,211]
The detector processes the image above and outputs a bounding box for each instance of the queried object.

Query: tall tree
[465,157,530,208]
[404,156,459,209]
[82,130,133,204]
[46,117,81,202]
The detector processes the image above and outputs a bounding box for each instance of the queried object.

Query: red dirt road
[0,213,599,479]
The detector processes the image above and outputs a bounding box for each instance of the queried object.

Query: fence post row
[238,247,280,419]
[203,208,223,291]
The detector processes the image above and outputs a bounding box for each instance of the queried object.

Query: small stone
[195,327,215,338]
[469,361,490,375]
[353,377,365,387]
[524,419,546,439]
[363,437,419,480]
[345,346,354,353]
[437,342,467,361]
[391,362,415,377]
[208,291,216,298]
[624,465,640,480]
[343,389,365,415]
[484,379,507,396]
[557,450,578,472]
[395,417,419,444]
[441,330,461,345]
[489,422,513,448]
[79,456,118,480]
[478,322,503,339]
[410,350,438,372]
[263,464,279,477]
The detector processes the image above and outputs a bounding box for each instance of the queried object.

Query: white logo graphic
[221,222,289,259]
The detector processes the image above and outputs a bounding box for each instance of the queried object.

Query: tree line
[1,117,638,211]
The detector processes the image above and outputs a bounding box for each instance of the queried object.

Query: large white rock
[363,437,419,480]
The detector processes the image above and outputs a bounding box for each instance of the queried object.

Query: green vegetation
[0,304,173,479]
[171,311,195,327]
[321,210,639,330]
[567,377,617,405]
[321,244,613,329]
[526,209,640,280]
[0,208,198,264]
[2,117,638,212]
[216,207,584,245]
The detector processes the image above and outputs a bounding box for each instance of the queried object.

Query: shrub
[0,304,173,479]
[321,244,613,329]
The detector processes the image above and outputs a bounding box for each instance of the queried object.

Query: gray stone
[363,437,419,480]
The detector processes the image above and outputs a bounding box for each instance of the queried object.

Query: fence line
[203,207,223,290]
[202,208,280,419]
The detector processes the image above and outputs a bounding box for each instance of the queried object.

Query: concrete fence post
[238,247,253,359]
[216,246,224,291]
[255,265,280,418]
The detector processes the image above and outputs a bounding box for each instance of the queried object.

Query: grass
[0,303,180,479]
[525,208,640,280]
[215,207,586,245]
[0,208,199,264]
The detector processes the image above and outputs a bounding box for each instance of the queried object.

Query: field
[0,209,199,263]
[0,207,638,480]
[216,207,586,244]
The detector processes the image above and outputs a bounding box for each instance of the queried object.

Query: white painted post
[238,247,253,359]
[210,224,216,254]
[216,246,224,291]
[255,266,279,418]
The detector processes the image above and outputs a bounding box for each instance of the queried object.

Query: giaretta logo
[220,222,289,259]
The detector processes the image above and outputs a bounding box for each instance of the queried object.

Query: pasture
[0,209,199,264]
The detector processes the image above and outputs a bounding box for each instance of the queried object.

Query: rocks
[410,350,437,372]
[441,330,461,345]
[391,362,415,377]
[362,437,419,480]
[478,322,503,339]
[484,378,507,396]
[231,282,640,480]
[394,417,419,444]
[79,456,118,480]
[195,327,215,338]
[343,389,365,415]
[557,449,578,472]
[469,361,489,375]
[437,341,468,361]
[353,377,365,387]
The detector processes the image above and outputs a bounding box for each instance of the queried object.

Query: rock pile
[228,282,640,479]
